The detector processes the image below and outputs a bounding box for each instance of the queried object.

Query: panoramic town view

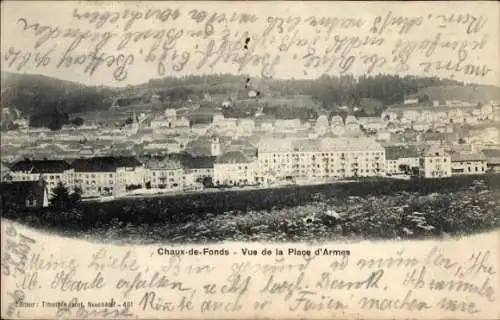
[1,72,499,243]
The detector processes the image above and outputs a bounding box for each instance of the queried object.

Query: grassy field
[2,175,500,244]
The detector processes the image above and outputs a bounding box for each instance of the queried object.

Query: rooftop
[0,180,46,206]
[185,138,213,157]
[11,159,72,173]
[168,153,216,169]
[421,144,448,157]
[385,146,419,160]
[71,156,142,172]
[143,158,183,170]
[450,152,487,162]
[258,137,384,153]
[216,151,250,164]
[385,104,477,116]
[483,149,500,164]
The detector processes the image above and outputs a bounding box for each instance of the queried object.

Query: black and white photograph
[1,1,499,319]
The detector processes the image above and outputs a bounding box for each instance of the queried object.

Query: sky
[1,1,499,87]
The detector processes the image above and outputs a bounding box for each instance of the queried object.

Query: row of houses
[4,137,499,202]
[382,102,498,125]
[385,144,497,177]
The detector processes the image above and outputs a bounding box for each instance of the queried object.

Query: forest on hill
[2,71,499,130]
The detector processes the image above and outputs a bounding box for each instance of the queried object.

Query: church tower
[211,136,221,156]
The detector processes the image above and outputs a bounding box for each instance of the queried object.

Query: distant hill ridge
[1,72,499,125]
[414,84,500,103]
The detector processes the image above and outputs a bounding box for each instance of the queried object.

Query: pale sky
[1,1,499,87]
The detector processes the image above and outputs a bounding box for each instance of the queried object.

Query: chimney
[38,174,44,187]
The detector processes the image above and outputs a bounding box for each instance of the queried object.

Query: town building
[71,156,144,197]
[143,138,182,156]
[10,159,74,195]
[254,116,275,132]
[214,151,257,186]
[381,111,398,122]
[358,117,386,132]
[257,137,385,184]
[450,152,487,175]
[419,145,452,178]
[376,131,391,141]
[1,162,12,181]
[213,117,238,132]
[385,146,420,175]
[0,179,49,209]
[174,154,216,185]
[330,116,346,136]
[275,119,302,134]
[235,118,255,136]
[164,108,177,119]
[191,123,211,135]
[468,127,500,147]
[330,115,343,126]
[143,158,183,191]
[483,149,500,172]
[315,115,329,135]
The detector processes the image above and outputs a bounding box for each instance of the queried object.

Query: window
[25,199,37,207]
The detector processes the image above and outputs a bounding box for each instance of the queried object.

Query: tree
[411,167,420,176]
[69,187,83,204]
[353,109,368,118]
[50,182,71,208]
[419,94,430,103]
[1,173,13,182]
[48,119,64,131]
[72,117,84,126]
[399,164,411,175]
[196,176,214,188]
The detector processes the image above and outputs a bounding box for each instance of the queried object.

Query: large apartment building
[419,145,452,178]
[143,158,183,191]
[450,152,487,175]
[72,156,145,197]
[385,146,420,175]
[257,137,385,184]
[213,151,257,186]
[10,159,73,195]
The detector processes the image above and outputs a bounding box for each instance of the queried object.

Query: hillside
[415,84,500,103]
[1,71,499,130]
[1,72,118,117]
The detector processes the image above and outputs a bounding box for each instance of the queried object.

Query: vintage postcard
[1,1,499,319]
